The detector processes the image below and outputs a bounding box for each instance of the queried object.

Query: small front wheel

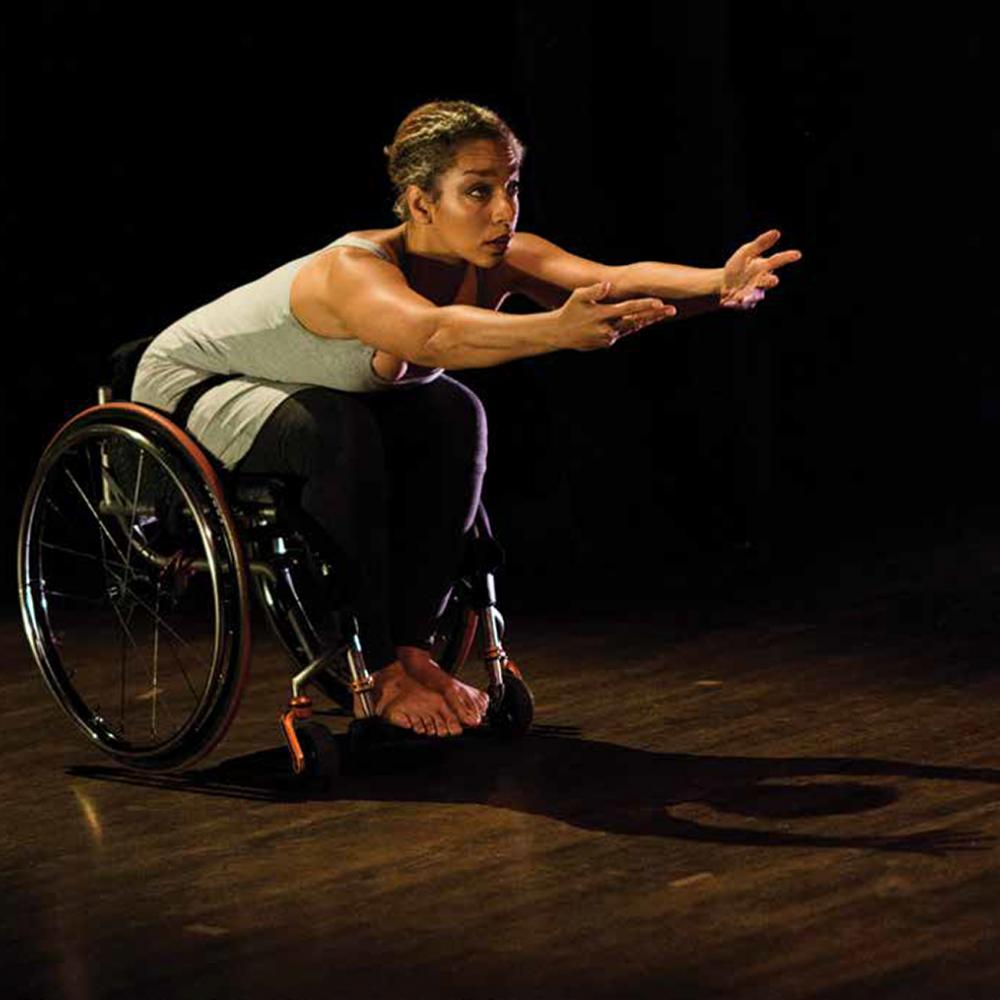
[489,664,534,738]
[295,720,341,783]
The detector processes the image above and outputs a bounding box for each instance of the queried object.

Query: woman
[132,99,801,739]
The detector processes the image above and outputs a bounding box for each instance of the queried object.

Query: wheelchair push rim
[17,403,252,771]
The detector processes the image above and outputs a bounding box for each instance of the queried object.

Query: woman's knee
[427,377,489,464]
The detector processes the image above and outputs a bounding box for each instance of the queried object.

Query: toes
[449,693,482,725]
[390,711,414,731]
[456,705,479,726]
[436,699,465,735]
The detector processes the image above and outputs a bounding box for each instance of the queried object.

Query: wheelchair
[17,338,534,779]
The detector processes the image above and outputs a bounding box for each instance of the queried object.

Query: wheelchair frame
[18,379,530,778]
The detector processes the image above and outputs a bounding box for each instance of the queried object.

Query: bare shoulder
[307,228,407,283]
[291,230,407,338]
[335,227,404,267]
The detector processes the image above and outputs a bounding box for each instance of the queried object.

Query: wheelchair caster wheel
[489,664,534,738]
[294,720,341,782]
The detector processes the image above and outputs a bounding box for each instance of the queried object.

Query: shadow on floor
[69,723,999,856]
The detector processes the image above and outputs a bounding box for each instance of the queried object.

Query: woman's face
[417,137,520,266]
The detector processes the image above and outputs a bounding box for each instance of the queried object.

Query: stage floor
[4,530,1000,999]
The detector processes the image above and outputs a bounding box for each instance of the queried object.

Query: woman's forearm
[421,304,565,370]
[614,262,724,323]
[617,261,724,301]
[418,262,724,369]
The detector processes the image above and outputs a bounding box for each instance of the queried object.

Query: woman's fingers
[607,298,676,319]
[612,311,669,337]
[753,229,782,249]
[765,249,802,269]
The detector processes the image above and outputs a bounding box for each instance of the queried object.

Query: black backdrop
[2,3,995,611]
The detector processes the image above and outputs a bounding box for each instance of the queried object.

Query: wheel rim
[18,412,247,767]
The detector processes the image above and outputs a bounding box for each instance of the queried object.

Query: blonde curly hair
[384,99,526,222]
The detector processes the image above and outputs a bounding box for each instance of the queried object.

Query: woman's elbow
[407,309,452,368]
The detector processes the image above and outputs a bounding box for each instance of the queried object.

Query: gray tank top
[131,234,446,469]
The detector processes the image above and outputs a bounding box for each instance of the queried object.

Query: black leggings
[232,376,488,671]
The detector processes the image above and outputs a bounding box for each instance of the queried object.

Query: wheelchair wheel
[488,666,534,737]
[18,403,251,771]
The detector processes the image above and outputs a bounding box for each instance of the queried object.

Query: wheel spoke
[40,538,129,573]
[152,580,161,736]
[164,627,202,701]
[120,449,145,601]
[64,464,130,568]
[45,589,107,606]
[41,494,75,529]
[102,563,205,701]
[118,593,128,733]
[103,561,200,651]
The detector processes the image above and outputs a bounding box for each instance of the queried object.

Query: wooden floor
[5,529,1000,999]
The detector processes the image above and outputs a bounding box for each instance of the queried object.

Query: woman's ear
[406,184,437,225]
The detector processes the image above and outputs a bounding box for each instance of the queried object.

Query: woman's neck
[393,225,472,307]
[397,223,465,267]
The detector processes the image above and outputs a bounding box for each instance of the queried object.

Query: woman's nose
[493,192,516,223]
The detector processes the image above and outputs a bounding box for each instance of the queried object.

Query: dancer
[132,99,802,737]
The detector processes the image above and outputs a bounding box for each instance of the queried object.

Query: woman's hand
[555,281,676,351]
[720,229,803,310]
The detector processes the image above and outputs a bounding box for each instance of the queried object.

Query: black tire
[294,720,341,781]
[489,666,534,738]
[18,403,251,771]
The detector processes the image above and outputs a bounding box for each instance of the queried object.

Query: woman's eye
[469,184,519,199]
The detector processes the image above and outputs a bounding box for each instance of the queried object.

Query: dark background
[2,3,995,612]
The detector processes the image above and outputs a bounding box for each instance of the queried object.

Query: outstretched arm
[505,229,803,330]
[617,229,804,317]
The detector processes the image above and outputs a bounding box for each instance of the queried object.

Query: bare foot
[396,646,490,727]
[353,662,463,737]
